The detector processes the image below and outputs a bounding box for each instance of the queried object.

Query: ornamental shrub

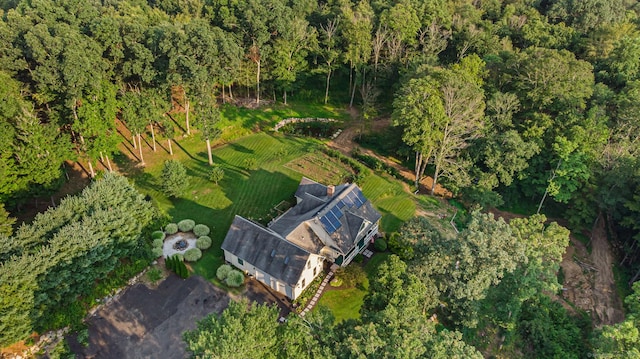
[196,236,212,250]
[161,159,188,197]
[178,219,196,232]
[353,253,364,263]
[151,231,166,240]
[152,238,164,248]
[165,223,178,234]
[374,238,388,252]
[151,247,164,258]
[166,255,189,278]
[165,255,176,271]
[193,224,210,237]
[184,248,202,262]
[225,270,244,287]
[174,253,184,262]
[209,166,224,185]
[216,264,232,281]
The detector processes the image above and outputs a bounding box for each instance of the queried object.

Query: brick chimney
[327,185,335,197]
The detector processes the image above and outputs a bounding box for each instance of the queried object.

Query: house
[221,177,382,300]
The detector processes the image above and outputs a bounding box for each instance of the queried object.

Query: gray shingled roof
[295,177,327,199]
[273,179,382,255]
[222,178,382,286]
[221,216,309,286]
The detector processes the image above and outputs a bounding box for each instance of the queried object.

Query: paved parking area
[68,273,297,359]
[69,275,230,359]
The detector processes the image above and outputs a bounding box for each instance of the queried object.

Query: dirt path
[329,116,452,197]
[590,214,625,326]
[558,215,624,327]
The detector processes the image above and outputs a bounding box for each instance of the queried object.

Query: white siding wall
[224,251,251,272]
[292,254,324,300]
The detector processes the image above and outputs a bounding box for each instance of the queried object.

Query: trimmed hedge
[166,255,189,279]
[184,248,202,262]
[151,231,166,240]
[374,238,388,252]
[216,264,232,281]
[152,238,164,248]
[226,270,244,287]
[196,236,212,250]
[321,147,369,184]
[165,223,178,234]
[178,219,196,232]
[151,247,164,258]
[193,224,210,237]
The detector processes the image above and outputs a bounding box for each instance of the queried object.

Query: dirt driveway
[70,275,230,359]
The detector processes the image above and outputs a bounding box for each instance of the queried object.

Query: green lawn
[318,288,368,322]
[117,99,418,302]
[123,124,414,282]
[360,175,416,233]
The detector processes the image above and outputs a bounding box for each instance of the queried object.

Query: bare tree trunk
[99,151,104,162]
[283,90,287,105]
[88,160,95,178]
[325,69,332,104]
[348,63,353,100]
[256,60,261,105]
[415,151,423,189]
[537,160,562,214]
[431,166,440,196]
[222,85,226,104]
[185,98,191,135]
[349,68,357,108]
[150,122,156,152]
[229,84,233,99]
[132,134,137,149]
[206,138,213,165]
[105,154,113,172]
[168,139,174,156]
[137,133,145,165]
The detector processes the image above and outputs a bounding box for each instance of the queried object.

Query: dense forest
[1,0,640,357]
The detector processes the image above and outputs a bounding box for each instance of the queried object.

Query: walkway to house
[300,264,339,317]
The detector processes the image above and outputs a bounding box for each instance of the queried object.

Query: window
[313,267,317,276]
[301,278,306,288]
[237,257,244,265]
[307,261,311,269]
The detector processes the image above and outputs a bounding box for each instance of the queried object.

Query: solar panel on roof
[320,216,337,234]
[330,216,341,229]
[337,200,346,208]
[331,206,343,218]
[343,193,355,206]
[356,190,367,207]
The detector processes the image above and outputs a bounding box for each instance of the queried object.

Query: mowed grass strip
[126,129,415,285]
[360,175,415,233]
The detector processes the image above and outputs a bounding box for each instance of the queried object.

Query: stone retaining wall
[273,117,338,132]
